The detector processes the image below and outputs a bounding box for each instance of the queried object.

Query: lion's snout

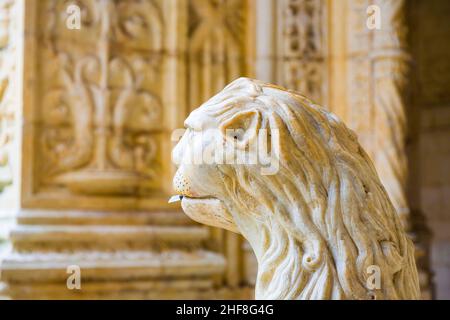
[173,169,198,197]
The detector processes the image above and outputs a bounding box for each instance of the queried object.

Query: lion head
[172,78,420,300]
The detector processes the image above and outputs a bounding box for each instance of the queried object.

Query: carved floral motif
[277,0,327,103]
[38,0,165,195]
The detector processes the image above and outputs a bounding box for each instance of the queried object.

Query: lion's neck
[234,215,343,300]
[233,216,304,299]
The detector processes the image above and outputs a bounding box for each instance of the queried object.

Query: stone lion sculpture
[172,78,420,300]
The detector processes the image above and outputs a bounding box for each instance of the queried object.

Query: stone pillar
[0,0,253,299]
[329,0,433,298]
[372,0,433,298]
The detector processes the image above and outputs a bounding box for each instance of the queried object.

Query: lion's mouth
[171,194,238,233]
[168,195,184,203]
[168,195,217,203]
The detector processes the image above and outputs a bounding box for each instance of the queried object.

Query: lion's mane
[201,78,420,300]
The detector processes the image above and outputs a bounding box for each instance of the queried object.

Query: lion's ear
[220,109,261,148]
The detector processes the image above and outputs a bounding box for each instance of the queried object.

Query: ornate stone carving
[173,78,420,299]
[276,0,327,104]
[35,0,165,198]
[187,0,248,110]
[21,0,252,213]
[0,0,17,192]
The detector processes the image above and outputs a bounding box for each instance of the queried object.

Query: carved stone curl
[172,78,420,300]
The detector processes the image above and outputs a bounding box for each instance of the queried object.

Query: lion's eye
[225,128,245,141]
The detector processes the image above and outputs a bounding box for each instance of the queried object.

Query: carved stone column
[0,0,253,299]
[330,0,433,298]
[371,3,433,297]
